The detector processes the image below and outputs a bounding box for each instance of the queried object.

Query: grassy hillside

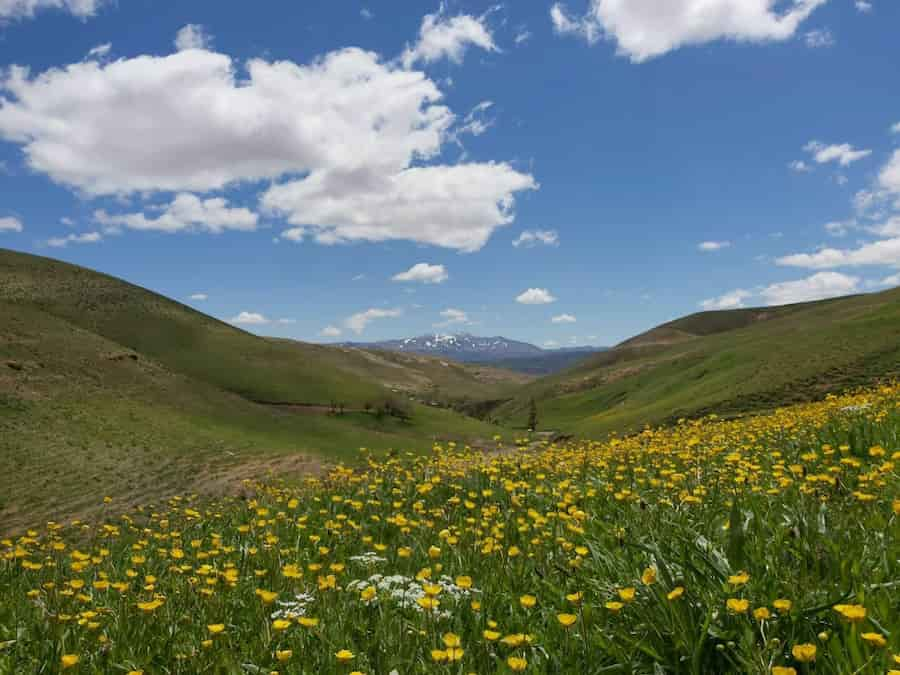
[0,249,508,531]
[496,286,900,434]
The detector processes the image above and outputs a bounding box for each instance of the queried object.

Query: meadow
[1,383,898,674]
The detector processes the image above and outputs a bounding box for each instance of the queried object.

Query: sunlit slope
[496,286,900,434]
[0,248,390,406]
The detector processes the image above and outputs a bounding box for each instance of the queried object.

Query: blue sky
[1,0,898,346]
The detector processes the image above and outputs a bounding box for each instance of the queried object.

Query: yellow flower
[360,586,376,603]
[861,632,887,648]
[667,587,684,601]
[335,649,355,662]
[417,596,440,610]
[791,643,816,663]
[256,589,278,604]
[520,594,537,608]
[833,604,867,623]
[566,591,583,604]
[428,545,441,559]
[771,668,797,675]
[299,617,319,628]
[207,623,225,634]
[136,599,164,612]
[275,650,293,662]
[483,629,501,641]
[604,601,624,613]
[501,634,526,647]
[726,598,749,614]
[272,619,291,631]
[431,649,447,663]
[61,654,80,669]
[618,587,636,602]
[507,655,528,671]
[641,567,657,585]
[753,607,771,621]
[728,571,750,586]
[773,598,792,613]
[557,613,578,627]
[442,633,461,648]
[455,575,473,589]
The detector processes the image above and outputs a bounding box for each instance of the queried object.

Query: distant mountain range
[341,333,605,374]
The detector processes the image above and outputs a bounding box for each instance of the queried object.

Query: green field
[495,286,900,435]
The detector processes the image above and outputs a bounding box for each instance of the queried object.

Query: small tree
[527,397,538,432]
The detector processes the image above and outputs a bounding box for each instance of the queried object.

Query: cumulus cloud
[803,140,872,167]
[512,229,559,247]
[86,43,111,59]
[391,263,449,284]
[0,40,535,251]
[0,0,104,20]
[878,149,900,195]
[803,28,833,48]
[516,288,557,304]
[400,7,497,68]
[435,308,470,327]
[551,313,577,323]
[698,240,730,251]
[549,0,826,62]
[230,311,270,325]
[174,24,213,51]
[189,293,208,301]
[262,163,536,252]
[760,271,860,305]
[700,288,752,310]
[891,121,900,134]
[320,325,343,338]
[0,216,23,232]
[94,194,257,234]
[46,231,101,247]
[777,238,900,269]
[872,272,900,288]
[788,159,812,173]
[345,307,402,334]
[854,0,871,12]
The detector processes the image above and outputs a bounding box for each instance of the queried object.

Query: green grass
[497,286,900,435]
[0,250,509,531]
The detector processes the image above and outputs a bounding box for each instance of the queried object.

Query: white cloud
[855,0,872,12]
[320,325,343,338]
[824,220,852,237]
[360,7,373,20]
[263,162,535,252]
[46,231,101,247]
[804,140,872,167]
[543,339,560,348]
[392,262,448,284]
[512,229,559,248]
[760,271,860,305]
[0,42,535,251]
[455,100,494,139]
[777,238,900,269]
[345,307,402,334]
[0,0,104,20]
[514,29,532,44]
[189,293,208,301]
[700,288,752,310]
[869,216,900,238]
[516,288,557,304]
[87,43,111,59]
[788,159,811,172]
[435,307,470,327]
[0,216,23,232]
[401,7,497,68]
[698,240,730,251]
[891,121,900,134]
[276,318,297,325]
[877,149,900,195]
[230,311,269,325]
[94,194,257,234]
[174,24,212,51]
[803,28,834,48]
[549,0,826,62]
[551,313,577,323]
[280,227,305,242]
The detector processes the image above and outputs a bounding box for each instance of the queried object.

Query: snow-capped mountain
[341,333,600,365]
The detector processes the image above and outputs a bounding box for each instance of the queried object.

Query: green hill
[495,286,900,435]
[0,249,510,532]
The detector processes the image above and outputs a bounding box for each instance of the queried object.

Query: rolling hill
[495,287,900,435]
[0,248,513,531]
